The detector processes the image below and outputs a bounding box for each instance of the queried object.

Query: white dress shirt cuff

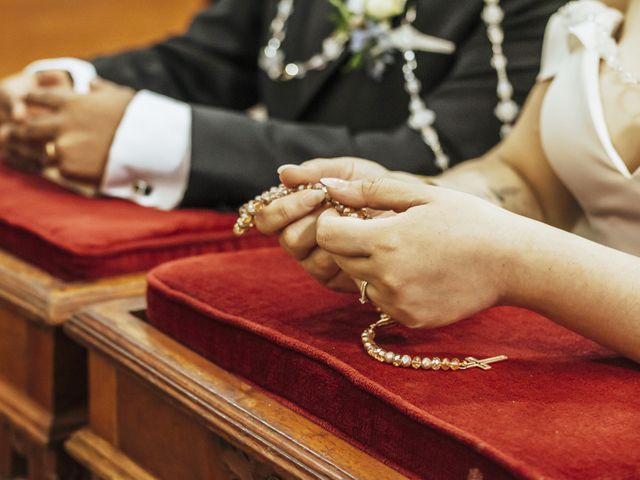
[25,58,97,94]
[100,90,192,210]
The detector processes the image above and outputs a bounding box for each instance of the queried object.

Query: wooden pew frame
[64,297,408,480]
[0,249,145,479]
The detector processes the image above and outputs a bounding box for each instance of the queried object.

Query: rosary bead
[431,357,442,371]
[322,37,343,58]
[495,99,519,123]
[401,355,412,368]
[496,80,513,99]
[491,53,507,70]
[384,351,396,363]
[441,358,451,371]
[500,124,513,138]
[411,356,422,369]
[403,50,416,62]
[421,357,432,370]
[450,358,461,370]
[487,24,504,43]
[408,109,436,130]
[482,4,504,24]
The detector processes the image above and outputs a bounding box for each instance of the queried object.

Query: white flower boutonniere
[330,0,454,79]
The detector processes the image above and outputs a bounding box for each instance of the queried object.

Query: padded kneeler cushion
[0,166,273,280]
[147,248,640,480]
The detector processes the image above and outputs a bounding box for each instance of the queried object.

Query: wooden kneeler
[0,249,146,479]
[64,298,405,480]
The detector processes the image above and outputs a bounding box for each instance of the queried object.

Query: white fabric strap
[25,58,97,94]
[537,0,623,81]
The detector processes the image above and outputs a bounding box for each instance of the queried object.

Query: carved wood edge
[64,428,158,480]
[0,377,85,445]
[0,249,146,325]
[65,298,407,480]
[66,428,158,480]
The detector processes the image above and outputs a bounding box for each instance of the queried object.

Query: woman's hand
[316,177,532,329]
[255,157,419,291]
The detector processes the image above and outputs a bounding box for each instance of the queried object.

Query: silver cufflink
[132,180,153,196]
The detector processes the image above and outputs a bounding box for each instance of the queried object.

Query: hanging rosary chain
[401,5,449,171]
[363,315,508,371]
[259,0,348,81]
[258,0,520,172]
[234,184,508,371]
[482,0,520,137]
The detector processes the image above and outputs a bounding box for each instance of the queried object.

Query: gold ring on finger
[44,140,58,162]
[359,280,370,305]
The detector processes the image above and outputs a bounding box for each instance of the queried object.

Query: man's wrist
[100,90,191,210]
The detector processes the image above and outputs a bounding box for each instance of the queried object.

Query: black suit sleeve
[181,0,557,209]
[91,0,263,110]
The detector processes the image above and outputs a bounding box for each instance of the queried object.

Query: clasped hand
[0,71,134,183]
[255,158,534,329]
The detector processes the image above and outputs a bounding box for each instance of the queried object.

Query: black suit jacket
[91,0,565,209]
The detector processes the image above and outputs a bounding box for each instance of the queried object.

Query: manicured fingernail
[277,164,298,174]
[320,177,348,189]
[301,189,326,208]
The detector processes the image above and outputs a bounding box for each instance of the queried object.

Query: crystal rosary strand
[258,0,520,171]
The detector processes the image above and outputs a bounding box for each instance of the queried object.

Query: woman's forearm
[431,154,545,221]
[507,220,640,362]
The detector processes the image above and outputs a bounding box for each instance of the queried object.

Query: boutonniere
[330,0,455,79]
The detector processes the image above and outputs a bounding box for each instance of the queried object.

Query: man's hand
[0,71,73,162]
[0,71,72,122]
[0,89,10,125]
[3,78,135,183]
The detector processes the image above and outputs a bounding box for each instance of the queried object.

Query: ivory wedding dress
[538,0,640,255]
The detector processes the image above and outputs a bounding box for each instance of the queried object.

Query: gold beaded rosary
[235,183,508,372]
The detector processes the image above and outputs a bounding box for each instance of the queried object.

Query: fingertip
[320,177,349,189]
[276,163,297,175]
[300,188,326,208]
[279,163,319,187]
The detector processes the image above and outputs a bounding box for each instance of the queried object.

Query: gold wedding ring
[359,280,370,305]
[44,141,58,162]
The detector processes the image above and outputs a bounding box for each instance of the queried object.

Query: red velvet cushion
[147,248,640,480]
[0,166,273,280]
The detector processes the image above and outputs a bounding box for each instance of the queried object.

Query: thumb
[320,177,435,212]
